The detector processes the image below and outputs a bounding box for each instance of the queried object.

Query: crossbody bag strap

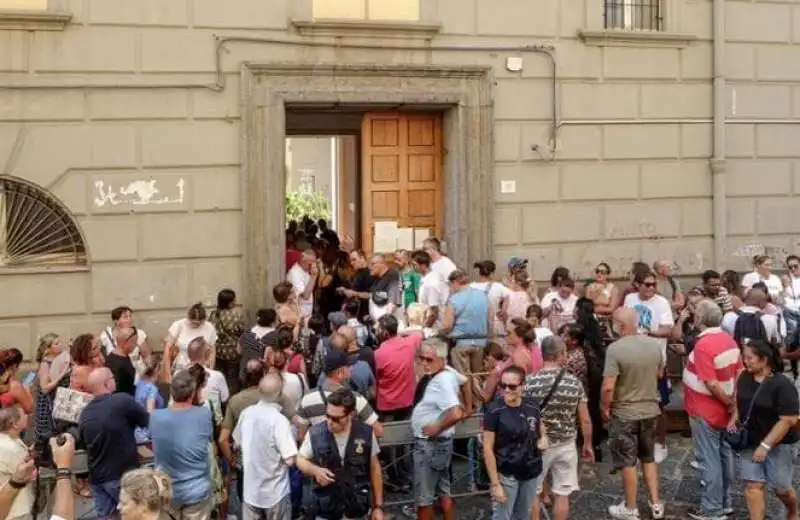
[297,373,306,395]
[741,375,772,427]
[539,368,567,412]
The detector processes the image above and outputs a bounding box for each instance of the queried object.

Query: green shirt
[401,268,422,308]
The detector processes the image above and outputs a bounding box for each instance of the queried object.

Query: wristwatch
[760,442,772,451]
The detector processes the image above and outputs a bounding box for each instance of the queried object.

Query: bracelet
[8,479,26,489]
[55,468,72,479]
[760,442,772,451]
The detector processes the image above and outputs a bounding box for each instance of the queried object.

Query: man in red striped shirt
[682,299,744,520]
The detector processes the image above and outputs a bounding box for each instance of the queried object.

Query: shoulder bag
[724,374,772,451]
[535,368,566,451]
[52,386,93,424]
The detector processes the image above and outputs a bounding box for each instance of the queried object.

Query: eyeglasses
[326,413,348,424]
[418,355,436,363]
[642,282,657,288]
[499,383,520,391]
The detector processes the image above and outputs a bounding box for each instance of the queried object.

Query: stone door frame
[240,63,495,310]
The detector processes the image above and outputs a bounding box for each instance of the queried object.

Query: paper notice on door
[413,228,430,249]
[373,221,398,253]
[397,228,414,250]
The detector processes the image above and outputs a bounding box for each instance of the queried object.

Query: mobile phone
[21,372,36,387]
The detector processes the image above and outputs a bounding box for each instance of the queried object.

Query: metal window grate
[604,0,663,31]
[0,175,87,268]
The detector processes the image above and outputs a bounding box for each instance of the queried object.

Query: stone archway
[240,63,494,310]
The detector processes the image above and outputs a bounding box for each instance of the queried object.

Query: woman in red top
[0,349,33,413]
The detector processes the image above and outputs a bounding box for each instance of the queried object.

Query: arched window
[0,175,87,268]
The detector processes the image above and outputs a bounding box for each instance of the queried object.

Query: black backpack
[733,310,769,347]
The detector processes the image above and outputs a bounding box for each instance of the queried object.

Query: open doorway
[284,107,444,255]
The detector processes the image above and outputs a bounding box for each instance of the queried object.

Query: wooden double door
[360,112,444,255]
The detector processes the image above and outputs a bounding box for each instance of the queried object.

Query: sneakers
[649,502,665,520]
[608,502,640,519]
[690,459,703,470]
[723,507,734,516]
[654,443,668,464]
[687,507,725,520]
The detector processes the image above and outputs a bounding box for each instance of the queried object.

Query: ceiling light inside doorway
[505,56,523,72]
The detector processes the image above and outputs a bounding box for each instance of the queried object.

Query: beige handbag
[52,386,93,423]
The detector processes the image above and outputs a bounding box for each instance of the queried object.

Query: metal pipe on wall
[712,0,727,270]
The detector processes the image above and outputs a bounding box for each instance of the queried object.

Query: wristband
[760,442,772,451]
[8,479,26,489]
[55,468,72,479]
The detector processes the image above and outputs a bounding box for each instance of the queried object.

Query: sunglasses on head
[499,383,520,391]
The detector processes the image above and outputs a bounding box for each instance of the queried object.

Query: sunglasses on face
[595,268,609,275]
[790,264,800,270]
[499,383,520,391]
[642,282,657,288]
[326,414,348,424]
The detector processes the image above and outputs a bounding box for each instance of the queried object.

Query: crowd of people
[0,216,799,520]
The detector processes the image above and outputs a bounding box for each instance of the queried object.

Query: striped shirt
[682,327,743,428]
[295,380,378,428]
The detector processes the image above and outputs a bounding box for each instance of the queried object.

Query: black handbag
[724,375,772,451]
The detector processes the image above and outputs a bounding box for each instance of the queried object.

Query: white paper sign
[373,221,398,253]
[397,228,414,250]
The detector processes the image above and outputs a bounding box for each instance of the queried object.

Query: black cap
[324,349,350,374]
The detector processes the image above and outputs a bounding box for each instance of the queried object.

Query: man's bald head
[187,336,207,362]
[88,367,115,395]
[746,287,768,308]
[259,373,283,403]
[612,307,639,336]
[338,326,357,352]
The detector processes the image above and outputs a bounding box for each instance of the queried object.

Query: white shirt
[280,372,308,422]
[540,291,578,329]
[100,326,148,355]
[411,368,462,438]
[431,255,457,283]
[418,271,448,328]
[741,271,782,300]
[624,292,674,361]
[287,263,314,317]
[0,434,32,519]
[168,318,218,372]
[202,366,230,407]
[251,325,274,339]
[534,327,553,347]
[470,281,511,336]
[783,276,800,311]
[233,401,298,509]
[721,306,785,342]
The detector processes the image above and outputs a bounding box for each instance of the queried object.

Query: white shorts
[534,440,580,496]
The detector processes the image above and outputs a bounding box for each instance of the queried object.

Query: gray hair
[121,468,172,513]
[171,370,197,402]
[0,406,21,432]
[421,337,448,359]
[259,373,283,403]
[540,336,566,362]
[187,336,206,361]
[694,298,723,329]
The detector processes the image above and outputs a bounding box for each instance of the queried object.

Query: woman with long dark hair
[209,289,246,394]
[573,298,608,461]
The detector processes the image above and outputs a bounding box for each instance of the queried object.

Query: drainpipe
[711,0,727,270]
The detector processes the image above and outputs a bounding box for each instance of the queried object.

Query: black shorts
[609,416,657,470]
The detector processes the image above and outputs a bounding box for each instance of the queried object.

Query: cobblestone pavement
[423,434,800,520]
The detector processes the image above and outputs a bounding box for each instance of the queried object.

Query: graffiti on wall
[730,242,797,266]
[93,179,185,208]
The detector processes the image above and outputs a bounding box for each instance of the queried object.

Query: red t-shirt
[285,248,302,273]
[375,334,422,412]
[683,329,743,428]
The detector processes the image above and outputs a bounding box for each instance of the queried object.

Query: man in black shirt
[78,367,149,519]
[105,326,137,396]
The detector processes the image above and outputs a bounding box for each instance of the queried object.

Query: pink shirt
[375,334,422,412]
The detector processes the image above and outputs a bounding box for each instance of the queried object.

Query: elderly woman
[731,340,799,520]
[0,407,31,520]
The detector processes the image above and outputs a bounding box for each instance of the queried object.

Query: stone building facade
[0,0,798,357]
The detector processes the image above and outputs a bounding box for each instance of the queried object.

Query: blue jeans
[491,473,537,520]
[90,479,122,519]
[690,417,733,515]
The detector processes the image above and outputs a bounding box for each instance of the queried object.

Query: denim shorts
[413,437,453,507]
[90,479,121,519]
[738,443,796,491]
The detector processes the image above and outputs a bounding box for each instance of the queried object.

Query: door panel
[361,112,442,254]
